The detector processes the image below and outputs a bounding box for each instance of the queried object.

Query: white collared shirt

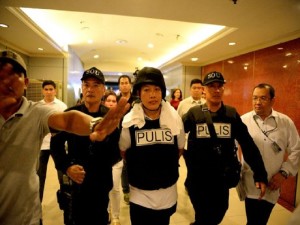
[177,96,205,118]
[241,110,300,203]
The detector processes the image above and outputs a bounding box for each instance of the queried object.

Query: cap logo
[85,68,102,76]
[1,51,17,60]
[207,72,221,79]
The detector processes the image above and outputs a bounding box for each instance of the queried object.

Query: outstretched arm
[48,97,130,141]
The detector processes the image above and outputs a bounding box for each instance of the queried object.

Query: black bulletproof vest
[126,119,179,190]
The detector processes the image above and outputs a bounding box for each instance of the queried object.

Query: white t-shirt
[40,98,67,150]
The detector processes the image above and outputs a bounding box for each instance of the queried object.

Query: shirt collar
[190,96,201,104]
[40,97,59,105]
[252,109,277,121]
[12,96,29,118]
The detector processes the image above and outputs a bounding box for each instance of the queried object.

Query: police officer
[183,71,268,225]
[51,67,121,225]
[119,67,185,225]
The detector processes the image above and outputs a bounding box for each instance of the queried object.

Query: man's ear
[24,77,29,90]
[271,97,276,106]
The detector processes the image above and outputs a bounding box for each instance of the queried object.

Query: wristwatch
[279,170,288,179]
[89,117,103,133]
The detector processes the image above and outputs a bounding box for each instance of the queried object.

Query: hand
[268,172,286,191]
[255,182,267,199]
[90,97,130,141]
[66,165,86,184]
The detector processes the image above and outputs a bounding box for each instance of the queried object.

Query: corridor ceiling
[0,0,300,74]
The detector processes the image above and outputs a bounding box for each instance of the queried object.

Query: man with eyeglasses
[183,72,268,225]
[240,83,300,225]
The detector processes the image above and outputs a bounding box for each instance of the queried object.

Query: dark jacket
[183,103,268,185]
[50,104,120,191]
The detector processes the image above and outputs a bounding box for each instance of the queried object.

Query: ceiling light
[285,52,292,57]
[228,42,236,46]
[94,54,99,59]
[277,47,284,50]
[38,48,44,51]
[148,43,154,48]
[191,57,198,62]
[227,60,234,64]
[87,39,93,44]
[0,23,9,28]
[137,57,143,61]
[155,33,164,37]
[116,39,127,45]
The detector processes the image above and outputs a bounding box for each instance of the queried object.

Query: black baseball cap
[202,71,226,86]
[0,50,27,77]
[81,67,105,84]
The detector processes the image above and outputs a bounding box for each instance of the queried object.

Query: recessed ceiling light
[191,57,198,62]
[94,54,99,59]
[87,39,93,44]
[38,48,44,51]
[285,52,292,57]
[277,47,284,50]
[228,42,236,46]
[148,43,154,48]
[116,39,127,45]
[137,57,143,61]
[227,60,234,64]
[0,23,8,28]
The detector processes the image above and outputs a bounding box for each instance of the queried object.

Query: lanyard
[253,115,277,137]
[253,115,282,152]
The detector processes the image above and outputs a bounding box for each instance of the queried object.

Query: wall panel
[202,37,300,211]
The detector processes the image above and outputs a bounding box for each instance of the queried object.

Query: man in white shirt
[37,80,67,201]
[241,83,300,225]
[177,78,205,118]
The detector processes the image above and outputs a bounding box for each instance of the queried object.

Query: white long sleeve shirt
[119,101,185,209]
[241,110,300,203]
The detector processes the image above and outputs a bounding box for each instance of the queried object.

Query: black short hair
[254,83,275,99]
[42,80,56,89]
[190,78,202,87]
[118,75,131,85]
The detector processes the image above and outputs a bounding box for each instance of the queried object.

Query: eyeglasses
[252,96,270,102]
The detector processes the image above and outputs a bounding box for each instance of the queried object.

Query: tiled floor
[42,157,292,225]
